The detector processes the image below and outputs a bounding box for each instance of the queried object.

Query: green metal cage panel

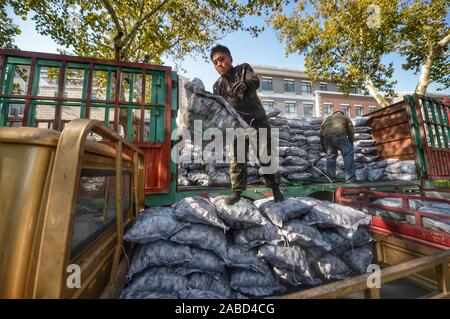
[0,49,177,195]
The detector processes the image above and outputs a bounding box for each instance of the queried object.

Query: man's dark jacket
[213,63,266,124]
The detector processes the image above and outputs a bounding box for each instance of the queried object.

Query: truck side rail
[33,119,144,298]
[280,249,450,299]
[335,187,450,249]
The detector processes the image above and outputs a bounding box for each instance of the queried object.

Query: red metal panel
[142,146,170,194]
[335,186,450,249]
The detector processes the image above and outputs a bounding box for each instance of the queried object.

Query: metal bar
[422,99,435,147]
[126,108,132,141]
[53,62,66,130]
[151,71,158,104]
[0,49,172,72]
[106,71,113,100]
[140,70,145,142]
[113,68,121,132]
[0,93,164,107]
[0,54,5,94]
[129,73,134,102]
[104,106,110,127]
[437,102,449,147]
[404,95,427,179]
[0,63,15,126]
[84,63,94,119]
[413,95,431,182]
[441,103,450,145]
[109,140,123,285]
[4,62,15,95]
[22,57,36,126]
[429,100,442,147]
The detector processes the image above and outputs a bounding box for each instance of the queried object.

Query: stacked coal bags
[176,78,418,185]
[268,113,316,182]
[177,78,249,137]
[120,196,374,299]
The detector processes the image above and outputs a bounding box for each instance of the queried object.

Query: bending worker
[319,110,357,183]
[210,44,284,204]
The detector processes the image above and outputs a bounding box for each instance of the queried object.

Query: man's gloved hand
[231,81,247,99]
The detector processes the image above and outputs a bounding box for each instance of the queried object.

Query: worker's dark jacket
[213,63,279,191]
[320,112,355,146]
[213,63,266,125]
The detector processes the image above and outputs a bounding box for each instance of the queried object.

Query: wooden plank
[109,140,123,285]
[364,288,381,299]
[280,249,450,299]
[435,263,450,294]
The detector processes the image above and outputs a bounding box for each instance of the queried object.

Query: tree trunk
[416,32,450,95]
[364,76,390,108]
[415,48,435,95]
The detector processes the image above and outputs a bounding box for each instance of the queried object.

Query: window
[70,169,131,257]
[284,80,295,93]
[302,81,312,94]
[336,84,342,92]
[319,82,328,91]
[261,77,273,91]
[303,103,313,117]
[262,100,274,110]
[355,105,363,117]
[368,106,377,113]
[340,105,350,116]
[323,104,333,116]
[351,87,358,94]
[285,102,297,115]
[8,104,24,117]
[6,64,31,95]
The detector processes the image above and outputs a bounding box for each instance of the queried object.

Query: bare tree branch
[100,0,124,35]
[438,31,450,48]
[121,0,170,57]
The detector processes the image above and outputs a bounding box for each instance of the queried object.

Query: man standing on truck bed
[320,110,357,183]
[210,44,284,204]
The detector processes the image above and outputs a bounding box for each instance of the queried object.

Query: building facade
[252,65,384,119]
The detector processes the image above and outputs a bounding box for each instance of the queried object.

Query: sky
[6,6,450,95]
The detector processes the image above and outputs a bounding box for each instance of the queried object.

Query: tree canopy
[269,0,450,106]
[6,0,275,63]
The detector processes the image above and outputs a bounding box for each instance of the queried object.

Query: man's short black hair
[210,44,232,61]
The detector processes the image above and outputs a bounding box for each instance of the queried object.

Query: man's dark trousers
[324,133,356,181]
[231,117,280,191]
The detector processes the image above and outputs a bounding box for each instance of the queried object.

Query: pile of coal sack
[177,106,418,186]
[120,196,374,299]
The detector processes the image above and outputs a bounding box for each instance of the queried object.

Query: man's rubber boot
[273,188,285,203]
[225,191,241,205]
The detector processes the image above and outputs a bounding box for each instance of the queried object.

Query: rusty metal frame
[33,119,143,298]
